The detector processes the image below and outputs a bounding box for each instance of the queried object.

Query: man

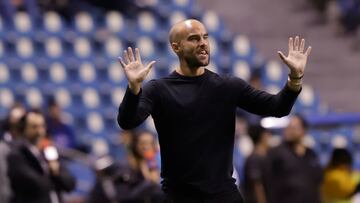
[242,126,271,203]
[7,110,75,203]
[117,19,311,202]
[266,114,323,203]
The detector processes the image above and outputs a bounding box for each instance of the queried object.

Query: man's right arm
[117,81,157,129]
[117,47,156,129]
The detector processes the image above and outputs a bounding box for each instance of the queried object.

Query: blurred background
[1,0,360,202]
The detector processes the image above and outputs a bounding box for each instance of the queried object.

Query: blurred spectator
[0,103,26,203]
[38,0,97,22]
[233,114,253,186]
[266,114,323,203]
[7,110,76,203]
[46,98,77,150]
[322,148,360,203]
[0,103,26,142]
[308,0,331,24]
[0,0,40,27]
[242,126,271,203]
[88,130,163,203]
[338,0,360,34]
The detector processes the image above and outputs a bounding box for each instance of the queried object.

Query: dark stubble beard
[184,54,210,70]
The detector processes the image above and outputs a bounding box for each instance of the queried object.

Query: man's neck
[176,62,205,77]
[254,144,268,157]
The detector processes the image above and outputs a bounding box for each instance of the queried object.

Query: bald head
[168,19,210,69]
[169,19,207,43]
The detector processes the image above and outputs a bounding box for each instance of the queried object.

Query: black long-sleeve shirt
[118,69,300,196]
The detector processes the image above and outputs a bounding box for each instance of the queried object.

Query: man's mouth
[198,50,208,57]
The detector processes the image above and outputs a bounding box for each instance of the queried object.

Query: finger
[118,57,126,68]
[128,47,135,62]
[305,46,312,56]
[135,48,142,64]
[123,50,130,64]
[289,37,293,52]
[300,39,305,53]
[145,61,156,71]
[294,36,300,51]
[278,51,287,63]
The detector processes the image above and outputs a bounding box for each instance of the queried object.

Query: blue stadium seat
[232,59,251,81]
[0,63,10,86]
[201,10,225,39]
[44,37,64,60]
[14,12,34,36]
[135,36,156,61]
[73,37,93,60]
[16,37,35,59]
[42,11,64,36]
[136,11,159,37]
[20,62,39,84]
[105,11,126,36]
[103,36,123,59]
[73,12,95,37]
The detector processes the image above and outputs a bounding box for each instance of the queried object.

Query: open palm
[119,47,156,84]
[278,36,312,77]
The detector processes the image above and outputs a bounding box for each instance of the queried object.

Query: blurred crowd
[0,100,165,203]
[304,0,360,49]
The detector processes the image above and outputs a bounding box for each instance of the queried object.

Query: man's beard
[184,54,210,69]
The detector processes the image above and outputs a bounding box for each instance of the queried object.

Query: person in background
[7,110,75,203]
[322,148,360,203]
[89,130,163,203]
[242,126,271,203]
[266,114,323,203]
[0,103,26,203]
[46,98,77,150]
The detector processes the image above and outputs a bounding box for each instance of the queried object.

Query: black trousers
[163,190,244,203]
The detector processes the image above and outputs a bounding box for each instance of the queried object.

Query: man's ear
[171,42,180,54]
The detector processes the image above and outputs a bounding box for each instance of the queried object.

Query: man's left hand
[278,36,312,78]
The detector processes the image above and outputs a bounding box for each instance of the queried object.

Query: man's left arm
[235,36,312,117]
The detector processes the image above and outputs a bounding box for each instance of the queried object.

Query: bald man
[117,19,311,202]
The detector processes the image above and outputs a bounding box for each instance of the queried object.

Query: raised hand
[278,36,312,78]
[118,47,156,94]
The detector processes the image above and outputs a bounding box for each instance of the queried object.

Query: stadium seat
[82,88,100,109]
[43,11,64,35]
[21,62,38,84]
[74,12,94,36]
[107,62,126,85]
[49,62,67,84]
[0,63,10,85]
[79,62,97,84]
[232,60,251,81]
[105,11,126,35]
[45,37,63,59]
[104,36,123,59]
[86,112,105,135]
[16,37,34,59]
[136,36,156,61]
[14,12,33,35]
[0,88,14,109]
[73,37,92,59]
[111,87,126,108]
[136,11,158,36]
[25,87,43,108]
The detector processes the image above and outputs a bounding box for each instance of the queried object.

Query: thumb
[277,51,287,63]
[278,51,287,64]
[145,61,156,71]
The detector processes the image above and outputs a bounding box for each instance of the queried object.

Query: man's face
[24,113,46,145]
[173,21,210,68]
[284,117,305,143]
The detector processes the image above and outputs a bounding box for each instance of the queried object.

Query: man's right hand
[118,47,156,95]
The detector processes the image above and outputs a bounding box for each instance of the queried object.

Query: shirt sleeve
[117,80,158,129]
[229,77,300,117]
